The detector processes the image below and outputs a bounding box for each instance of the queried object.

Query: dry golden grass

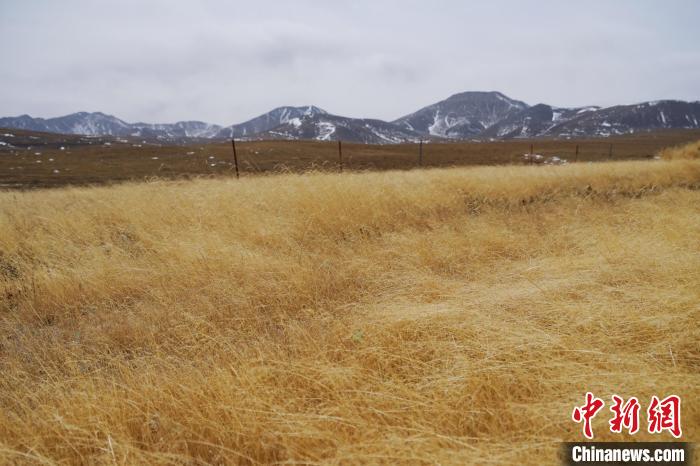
[1,160,699,464]
[658,139,700,160]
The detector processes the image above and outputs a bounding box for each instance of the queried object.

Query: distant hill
[393,91,528,138]
[2,93,699,143]
[214,106,327,139]
[0,112,222,140]
[257,112,422,144]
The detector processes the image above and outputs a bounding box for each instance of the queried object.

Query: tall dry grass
[658,139,700,160]
[1,160,699,464]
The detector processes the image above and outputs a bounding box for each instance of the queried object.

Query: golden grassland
[1,158,699,464]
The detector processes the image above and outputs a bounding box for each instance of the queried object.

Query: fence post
[338,140,343,172]
[419,140,423,167]
[575,144,579,163]
[231,139,240,179]
[608,143,613,160]
[529,143,533,165]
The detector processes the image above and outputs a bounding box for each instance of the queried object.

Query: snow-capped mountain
[481,100,700,138]
[0,112,131,136]
[215,106,326,138]
[259,112,422,144]
[543,100,700,137]
[0,112,222,140]
[2,94,699,143]
[480,104,600,138]
[393,91,528,138]
[130,121,223,139]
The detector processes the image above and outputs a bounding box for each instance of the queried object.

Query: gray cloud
[1,0,698,125]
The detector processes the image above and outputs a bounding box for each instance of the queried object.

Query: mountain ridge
[2,93,699,144]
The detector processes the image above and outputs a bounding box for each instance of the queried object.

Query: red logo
[572,392,605,439]
[609,395,640,434]
[572,393,682,439]
[647,395,682,438]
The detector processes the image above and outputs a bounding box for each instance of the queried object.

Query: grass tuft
[658,139,700,160]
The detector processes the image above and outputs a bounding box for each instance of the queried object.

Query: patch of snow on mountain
[279,108,291,123]
[428,111,444,136]
[577,107,598,114]
[493,92,524,109]
[427,111,467,137]
[315,122,336,141]
[303,106,323,116]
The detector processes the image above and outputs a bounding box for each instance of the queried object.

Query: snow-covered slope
[0,112,131,136]
[393,91,528,138]
[480,100,700,138]
[0,112,222,140]
[258,112,423,144]
[480,104,600,138]
[544,100,700,137]
[130,121,222,139]
[215,106,327,139]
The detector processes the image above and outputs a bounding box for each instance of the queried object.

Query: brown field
[1,151,699,464]
[2,127,700,188]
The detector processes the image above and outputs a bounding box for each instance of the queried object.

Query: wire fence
[223,137,664,176]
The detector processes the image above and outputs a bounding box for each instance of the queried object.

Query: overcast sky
[1,0,699,125]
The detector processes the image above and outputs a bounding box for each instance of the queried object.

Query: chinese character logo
[609,395,640,435]
[572,393,682,439]
[572,392,605,439]
[647,395,682,438]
